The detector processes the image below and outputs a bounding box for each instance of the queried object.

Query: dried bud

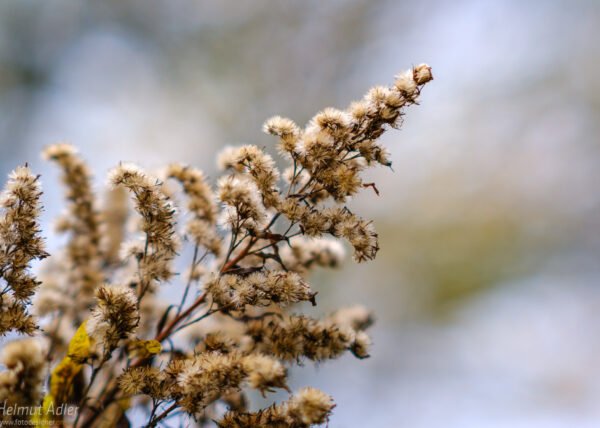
[0,338,46,407]
[288,387,335,425]
[263,116,302,155]
[88,285,139,358]
[242,354,288,394]
[413,63,433,85]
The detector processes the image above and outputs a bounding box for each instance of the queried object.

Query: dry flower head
[0,64,432,427]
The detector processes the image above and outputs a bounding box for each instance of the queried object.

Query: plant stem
[147,402,177,427]
[156,292,207,342]
[175,244,199,318]
[220,236,256,274]
[74,358,106,428]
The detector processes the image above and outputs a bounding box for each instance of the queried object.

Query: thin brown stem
[156,292,207,342]
[147,402,178,428]
[220,236,256,274]
[175,244,200,318]
[74,357,107,428]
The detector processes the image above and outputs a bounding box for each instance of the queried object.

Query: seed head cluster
[43,144,103,317]
[0,339,46,412]
[0,64,432,427]
[0,166,47,335]
[217,387,335,428]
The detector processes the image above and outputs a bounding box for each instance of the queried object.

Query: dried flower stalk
[0,64,432,427]
[0,166,48,335]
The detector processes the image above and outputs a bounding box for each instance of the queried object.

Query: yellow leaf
[144,339,162,355]
[128,339,162,359]
[50,356,82,402]
[34,320,94,425]
[30,395,55,426]
[68,320,93,363]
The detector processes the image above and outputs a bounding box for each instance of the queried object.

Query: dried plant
[0,64,432,427]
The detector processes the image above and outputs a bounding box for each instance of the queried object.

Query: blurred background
[2,0,600,426]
